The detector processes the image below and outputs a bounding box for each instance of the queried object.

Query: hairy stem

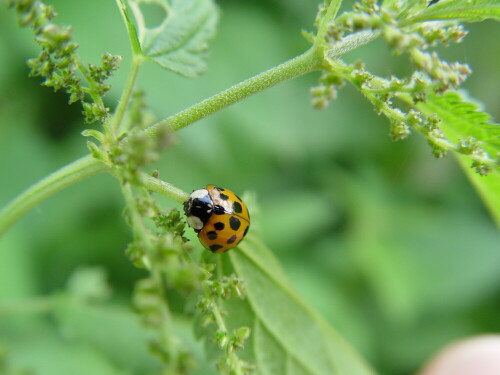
[113,55,144,135]
[0,30,381,235]
[146,47,323,136]
[122,183,178,368]
[147,30,381,136]
[0,155,107,235]
[140,173,190,203]
[316,0,343,40]
[115,0,143,56]
[326,30,381,59]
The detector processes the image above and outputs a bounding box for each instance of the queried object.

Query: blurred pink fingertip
[419,335,500,375]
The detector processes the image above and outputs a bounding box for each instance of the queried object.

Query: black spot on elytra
[233,201,242,213]
[229,216,241,231]
[214,222,225,231]
[243,226,249,237]
[219,193,229,200]
[207,231,217,240]
[227,235,238,244]
[213,205,225,215]
[214,186,225,192]
[209,244,223,252]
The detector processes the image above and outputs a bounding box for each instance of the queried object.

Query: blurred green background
[0,1,499,374]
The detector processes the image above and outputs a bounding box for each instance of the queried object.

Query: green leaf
[415,91,500,226]
[129,0,219,78]
[53,298,161,373]
[417,92,499,149]
[219,236,376,375]
[402,0,500,24]
[457,155,500,226]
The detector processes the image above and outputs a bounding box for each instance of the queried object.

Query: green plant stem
[316,0,343,40]
[151,267,177,368]
[121,182,147,240]
[326,30,380,59]
[147,30,381,136]
[140,172,190,203]
[115,0,142,56]
[122,182,177,368]
[75,57,105,107]
[0,30,381,235]
[113,55,144,135]
[202,281,245,375]
[146,47,323,136]
[0,155,107,236]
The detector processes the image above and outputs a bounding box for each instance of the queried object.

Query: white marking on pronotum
[190,188,209,199]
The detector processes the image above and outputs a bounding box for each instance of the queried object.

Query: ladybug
[183,185,250,253]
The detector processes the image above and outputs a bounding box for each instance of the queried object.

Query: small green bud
[150,169,160,179]
[457,137,479,155]
[406,109,423,127]
[427,136,447,158]
[326,26,344,41]
[350,60,364,72]
[102,52,122,72]
[37,23,72,51]
[234,327,251,342]
[167,209,180,221]
[390,122,410,141]
[40,4,56,22]
[67,87,84,104]
[352,70,372,87]
[310,86,325,97]
[215,330,229,348]
[230,326,250,350]
[312,96,329,110]
[18,8,36,26]
[471,161,492,176]
[82,102,109,124]
[86,141,108,163]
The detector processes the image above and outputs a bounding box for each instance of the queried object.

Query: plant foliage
[1,0,499,374]
[128,0,219,78]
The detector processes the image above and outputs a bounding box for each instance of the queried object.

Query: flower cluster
[196,263,255,374]
[110,126,170,184]
[8,0,120,124]
[124,188,202,372]
[310,0,497,175]
[310,70,345,109]
[133,277,197,371]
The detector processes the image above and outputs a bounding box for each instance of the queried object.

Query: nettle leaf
[130,0,219,78]
[416,91,500,225]
[219,237,376,375]
[458,155,500,226]
[403,0,500,24]
[416,92,500,157]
